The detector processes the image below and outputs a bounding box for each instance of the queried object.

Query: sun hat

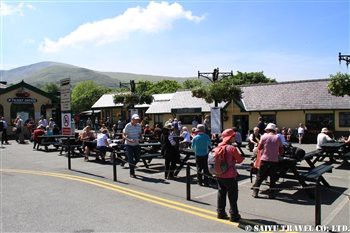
[196,124,205,132]
[163,123,173,130]
[265,123,277,131]
[131,114,140,120]
[321,128,329,133]
[221,128,236,144]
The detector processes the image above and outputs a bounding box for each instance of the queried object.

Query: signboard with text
[61,113,72,135]
[60,78,71,112]
[211,107,221,134]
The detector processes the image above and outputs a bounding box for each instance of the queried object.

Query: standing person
[257,116,265,135]
[48,118,56,131]
[94,117,99,132]
[38,115,48,128]
[215,128,244,222]
[203,115,211,136]
[123,114,142,178]
[252,123,283,199]
[117,117,124,133]
[0,116,9,144]
[297,123,307,144]
[160,123,179,180]
[15,116,25,144]
[86,117,92,127]
[191,124,212,187]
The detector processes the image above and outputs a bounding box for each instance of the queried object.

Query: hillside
[0,61,195,88]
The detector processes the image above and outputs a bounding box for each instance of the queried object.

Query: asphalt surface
[1,140,349,232]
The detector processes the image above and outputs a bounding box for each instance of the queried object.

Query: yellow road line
[1,168,299,232]
[0,169,237,227]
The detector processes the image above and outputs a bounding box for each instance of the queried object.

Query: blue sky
[1,0,349,81]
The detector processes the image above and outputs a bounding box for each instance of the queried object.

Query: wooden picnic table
[316,142,348,164]
[38,134,75,152]
[175,148,196,176]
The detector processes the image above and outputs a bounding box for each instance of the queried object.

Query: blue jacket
[191,132,212,157]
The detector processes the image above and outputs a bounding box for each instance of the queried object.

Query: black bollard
[68,136,71,170]
[186,162,191,201]
[315,184,321,226]
[113,150,117,182]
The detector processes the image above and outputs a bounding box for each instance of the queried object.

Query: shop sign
[7,97,37,104]
[171,108,202,114]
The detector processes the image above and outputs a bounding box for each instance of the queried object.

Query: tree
[182,79,203,90]
[71,81,110,113]
[327,72,350,97]
[192,71,274,104]
[42,82,60,95]
[113,80,181,107]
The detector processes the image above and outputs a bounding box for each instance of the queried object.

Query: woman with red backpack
[214,128,244,222]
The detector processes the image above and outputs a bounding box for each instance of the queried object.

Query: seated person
[316,128,333,150]
[32,125,46,150]
[143,124,152,135]
[232,127,242,146]
[179,126,191,148]
[96,129,113,162]
[248,127,261,154]
[79,126,96,161]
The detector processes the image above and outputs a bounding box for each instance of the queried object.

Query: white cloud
[0,2,34,16]
[38,1,204,53]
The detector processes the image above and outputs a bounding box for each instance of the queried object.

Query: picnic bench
[38,135,65,152]
[59,138,83,156]
[249,151,333,197]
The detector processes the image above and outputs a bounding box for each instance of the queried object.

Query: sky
[0,0,349,82]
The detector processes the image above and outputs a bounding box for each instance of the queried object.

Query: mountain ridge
[0,61,195,88]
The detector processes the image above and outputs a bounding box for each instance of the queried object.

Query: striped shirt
[123,122,142,146]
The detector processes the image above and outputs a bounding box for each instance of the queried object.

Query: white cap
[131,114,140,120]
[265,123,276,131]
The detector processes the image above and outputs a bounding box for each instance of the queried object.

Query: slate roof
[145,91,225,114]
[240,79,350,111]
[91,93,172,109]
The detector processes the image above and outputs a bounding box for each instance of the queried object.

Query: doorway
[233,115,249,141]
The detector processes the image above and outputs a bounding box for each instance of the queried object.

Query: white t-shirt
[316,133,332,150]
[97,133,108,147]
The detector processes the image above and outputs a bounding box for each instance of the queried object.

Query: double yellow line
[0,168,240,227]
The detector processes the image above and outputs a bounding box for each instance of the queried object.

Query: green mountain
[0,61,195,88]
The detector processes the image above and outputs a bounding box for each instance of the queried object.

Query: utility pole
[339,52,350,68]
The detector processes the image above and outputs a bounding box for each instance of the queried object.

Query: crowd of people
[1,112,350,224]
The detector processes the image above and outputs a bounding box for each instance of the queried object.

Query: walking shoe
[130,174,136,178]
[230,214,241,222]
[217,213,229,220]
[252,189,259,198]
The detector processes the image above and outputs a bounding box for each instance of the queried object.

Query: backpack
[208,145,228,176]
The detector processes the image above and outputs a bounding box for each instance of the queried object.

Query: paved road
[1,140,349,232]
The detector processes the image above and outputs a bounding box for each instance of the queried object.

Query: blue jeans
[125,145,141,175]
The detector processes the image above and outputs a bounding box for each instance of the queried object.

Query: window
[306,113,334,131]
[261,114,276,124]
[154,114,163,127]
[339,112,350,127]
[179,115,197,125]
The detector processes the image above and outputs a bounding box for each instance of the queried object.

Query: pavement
[1,140,349,232]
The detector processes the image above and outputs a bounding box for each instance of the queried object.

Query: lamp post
[198,68,233,135]
[198,68,233,107]
[339,52,350,68]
